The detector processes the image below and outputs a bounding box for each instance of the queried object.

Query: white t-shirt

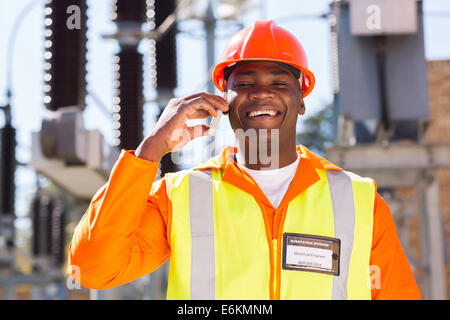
[236,154,300,209]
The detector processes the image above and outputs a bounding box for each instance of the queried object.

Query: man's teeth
[248,110,278,117]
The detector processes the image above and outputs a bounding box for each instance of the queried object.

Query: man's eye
[235,82,253,87]
[272,81,287,86]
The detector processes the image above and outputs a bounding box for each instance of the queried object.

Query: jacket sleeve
[67,150,171,289]
[370,192,422,300]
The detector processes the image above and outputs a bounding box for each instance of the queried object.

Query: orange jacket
[68,145,422,300]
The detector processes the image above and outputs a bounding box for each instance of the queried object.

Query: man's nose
[248,85,274,101]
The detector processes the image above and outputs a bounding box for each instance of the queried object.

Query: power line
[274,12,329,23]
[5,0,41,102]
[87,91,113,118]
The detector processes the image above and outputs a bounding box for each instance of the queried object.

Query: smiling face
[224,61,305,147]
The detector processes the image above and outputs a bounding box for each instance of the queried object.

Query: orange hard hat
[213,20,315,97]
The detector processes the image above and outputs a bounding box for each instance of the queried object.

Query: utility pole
[0,95,16,249]
[0,0,42,253]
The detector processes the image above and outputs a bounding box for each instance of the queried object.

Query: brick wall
[424,59,450,298]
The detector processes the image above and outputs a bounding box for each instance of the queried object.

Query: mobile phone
[208,110,222,136]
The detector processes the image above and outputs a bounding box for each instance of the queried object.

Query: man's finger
[185,92,229,112]
[185,96,218,118]
[200,93,229,112]
[186,109,212,120]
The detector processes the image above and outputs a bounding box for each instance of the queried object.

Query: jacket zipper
[272,238,278,299]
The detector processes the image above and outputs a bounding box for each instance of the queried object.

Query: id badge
[282,233,341,276]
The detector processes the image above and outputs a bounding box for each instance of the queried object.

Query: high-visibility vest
[165,166,375,300]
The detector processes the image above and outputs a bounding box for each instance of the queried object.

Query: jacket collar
[193,145,343,209]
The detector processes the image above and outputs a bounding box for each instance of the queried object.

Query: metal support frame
[0,267,67,300]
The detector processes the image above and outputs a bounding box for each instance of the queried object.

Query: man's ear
[298,90,305,116]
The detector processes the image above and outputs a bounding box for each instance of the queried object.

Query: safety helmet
[212,20,315,97]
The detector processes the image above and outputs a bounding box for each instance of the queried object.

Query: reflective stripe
[345,172,374,300]
[188,170,215,300]
[326,170,355,300]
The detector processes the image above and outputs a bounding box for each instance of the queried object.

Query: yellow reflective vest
[165,164,375,300]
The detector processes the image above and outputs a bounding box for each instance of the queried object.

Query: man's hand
[135,92,229,162]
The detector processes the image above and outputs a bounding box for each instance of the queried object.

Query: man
[68,20,421,300]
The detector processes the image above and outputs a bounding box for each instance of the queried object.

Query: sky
[0,0,450,223]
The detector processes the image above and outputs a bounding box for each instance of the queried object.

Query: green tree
[296,103,337,156]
